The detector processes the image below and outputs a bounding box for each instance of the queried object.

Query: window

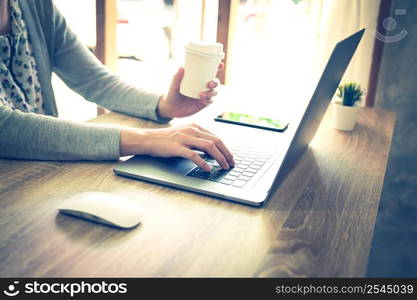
[52,0,379,122]
[224,0,379,118]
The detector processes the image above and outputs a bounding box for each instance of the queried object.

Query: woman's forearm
[0,106,120,161]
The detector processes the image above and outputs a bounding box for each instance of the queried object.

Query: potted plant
[332,82,365,131]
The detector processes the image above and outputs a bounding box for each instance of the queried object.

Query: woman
[0,0,234,172]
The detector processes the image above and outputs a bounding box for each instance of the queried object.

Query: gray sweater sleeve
[51,2,171,123]
[0,105,120,160]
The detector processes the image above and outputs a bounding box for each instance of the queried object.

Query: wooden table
[0,107,395,277]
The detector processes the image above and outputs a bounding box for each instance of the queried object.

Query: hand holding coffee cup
[155,42,224,119]
[180,41,225,99]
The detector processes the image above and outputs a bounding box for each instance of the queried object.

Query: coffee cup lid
[187,41,223,55]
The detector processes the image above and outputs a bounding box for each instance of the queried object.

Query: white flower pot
[331,101,360,131]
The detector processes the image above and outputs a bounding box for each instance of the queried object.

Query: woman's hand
[156,65,223,119]
[120,123,234,171]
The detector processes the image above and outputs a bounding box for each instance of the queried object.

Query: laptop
[114,29,365,206]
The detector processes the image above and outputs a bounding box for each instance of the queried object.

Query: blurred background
[52,0,416,276]
[52,0,379,121]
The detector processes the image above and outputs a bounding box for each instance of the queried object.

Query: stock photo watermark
[375,9,408,43]
[2,280,128,298]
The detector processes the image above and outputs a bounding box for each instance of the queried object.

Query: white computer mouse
[57,192,143,229]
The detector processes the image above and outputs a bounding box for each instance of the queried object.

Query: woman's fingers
[187,138,229,169]
[207,79,220,90]
[181,124,235,169]
[182,148,211,172]
[171,67,185,92]
[192,130,234,167]
[199,90,217,101]
[196,79,220,104]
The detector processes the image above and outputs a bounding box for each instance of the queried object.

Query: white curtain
[310,0,380,104]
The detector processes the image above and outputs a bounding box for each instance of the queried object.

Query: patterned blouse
[0,0,44,113]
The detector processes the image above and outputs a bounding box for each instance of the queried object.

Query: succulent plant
[337,82,365,107]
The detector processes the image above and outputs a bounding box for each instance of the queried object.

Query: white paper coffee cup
[180,41,224,99]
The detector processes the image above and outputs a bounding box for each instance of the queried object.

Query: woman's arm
[0,105,120,161]
[0,105,234,169]
[1,2,233,167]
[50,3,169,122]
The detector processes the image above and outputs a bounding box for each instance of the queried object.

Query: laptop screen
[278,29,365,176]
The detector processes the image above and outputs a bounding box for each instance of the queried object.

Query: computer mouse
[57,192,143,229]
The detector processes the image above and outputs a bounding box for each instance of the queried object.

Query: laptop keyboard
[186,146,273,188]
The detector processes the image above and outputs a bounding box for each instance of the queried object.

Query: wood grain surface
[0,107,395,277]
